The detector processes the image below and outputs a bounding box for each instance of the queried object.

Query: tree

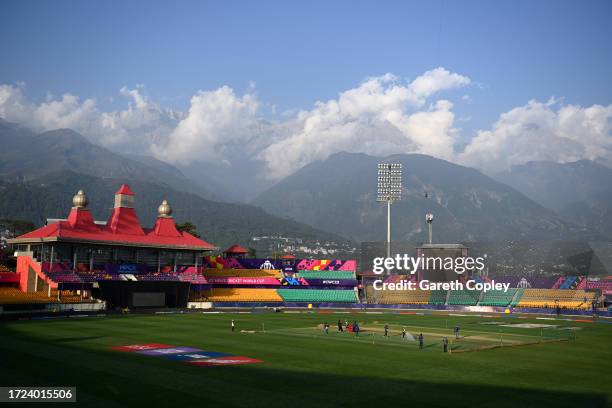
[0,218,36,236]
[176,222,200,238]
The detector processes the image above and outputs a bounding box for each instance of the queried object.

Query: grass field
[0,311,610,407]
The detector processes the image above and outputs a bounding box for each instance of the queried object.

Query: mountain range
[497,160,612,240]
[0,119,223,201]
[1,118,610,260]
[252,152,601,243]
[0,119,353,255]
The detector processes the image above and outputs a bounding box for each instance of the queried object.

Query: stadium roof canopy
[8,184,217,251]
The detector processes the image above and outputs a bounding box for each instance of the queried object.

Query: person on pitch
[337,320,343,332]
[402,328,407,339]
[384,324,389,337]
[419,333,424,349]
[231,319,235,332]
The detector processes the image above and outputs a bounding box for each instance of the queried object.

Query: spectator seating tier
[516,289,596,310]
[196,288,283,302]
[479,289,517,306]
[277,289,357,303]
[295,271,356,279]
[447,289,481,306]
[0,287,91,304]
[428,290,447,305]
[368,287,431,304]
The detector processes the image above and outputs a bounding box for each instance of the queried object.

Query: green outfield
[0,311,610,407]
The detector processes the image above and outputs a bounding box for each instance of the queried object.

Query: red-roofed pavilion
[9,185,217,293]
[223,244,249,259]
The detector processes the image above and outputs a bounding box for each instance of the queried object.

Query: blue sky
[0,0,611,181]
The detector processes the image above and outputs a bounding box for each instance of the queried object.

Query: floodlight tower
[377,163,402,259]
[425,213,433,244]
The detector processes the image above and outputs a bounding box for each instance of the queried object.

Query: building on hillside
[223,244,249,259]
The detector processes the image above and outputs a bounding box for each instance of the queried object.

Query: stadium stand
[447,289,481,305]
[583,279,612,294]
[428,290,448,305]
[479,289,517,306]
[510,288,524,307]
[178,273,208,284]
[194,288,283,302]
[0,287,88,304]
[277,289,357,303]
[0,287,53,304]
[0,272,19,283]
[295,271,356,279]
[495,276,560,289]
[517,289,596,310]
[558,276,583,289]
[373,289,431,304]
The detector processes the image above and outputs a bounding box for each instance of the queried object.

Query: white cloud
[0,83,179,153]
[0,84,96,131]
[407,67,471,105]
[2,68,610,185]
[0,69,473,180]
[98,86,178,149]
[151,86,259,164]
[459,99,612,172]
[0,84,30,124]
[258,69,470,179]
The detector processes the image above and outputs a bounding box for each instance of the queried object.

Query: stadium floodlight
[425,213,434,244]
[376,163,402,260]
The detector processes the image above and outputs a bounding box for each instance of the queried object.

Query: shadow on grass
[53,336,107,343]
[0,322,607,408]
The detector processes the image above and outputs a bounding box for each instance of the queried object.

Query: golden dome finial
[158,199,172,217]
[73,189,88,208]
